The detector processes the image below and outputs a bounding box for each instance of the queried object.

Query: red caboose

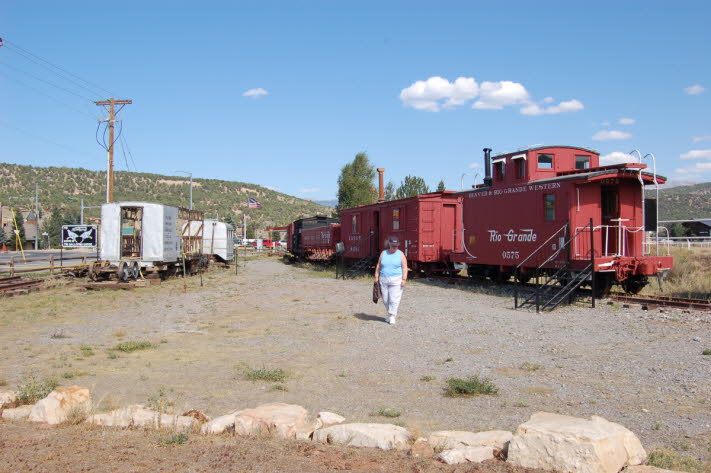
[339,192,463,274]
[300,223,341,260]
[449,146,672,294]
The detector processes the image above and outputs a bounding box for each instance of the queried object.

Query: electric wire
[120,134,138,172]
[0,37,115,97]
[0,119,96,165]
[0,70,98,121]
[119,135,131,171]
[0,61,95,102]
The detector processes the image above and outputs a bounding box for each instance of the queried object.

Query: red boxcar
[339,192,463,274]
[449,146,672,293]
[300,224,341,260]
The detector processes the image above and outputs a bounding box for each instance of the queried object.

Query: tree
[246,220,257,239]
[40,208,78,248]
[11,210,25,251]
[668,222,690,237]
[396,175,430,199]
[337,152,376,209]
[384,181,395,201]
[436,180,446,192]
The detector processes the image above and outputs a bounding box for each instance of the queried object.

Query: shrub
[702,349,711,356]
[113,341,155,353]
[269,384,288,392]
[243,367,288,383]
[17,374,58,405]
[445,375,499,397]
[420,375,436,382]
[79,345,95,357]
[64,405,89,425]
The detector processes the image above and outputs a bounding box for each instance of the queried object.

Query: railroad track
[609,293,711,311]
[0,276,44,297]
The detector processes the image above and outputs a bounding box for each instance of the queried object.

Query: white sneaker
[385,316,392,324]
[389,316,396,325]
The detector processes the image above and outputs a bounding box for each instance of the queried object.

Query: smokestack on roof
[377,168,385,202]
[483,148,493,187]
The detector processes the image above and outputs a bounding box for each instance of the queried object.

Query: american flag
[248,198,262,209]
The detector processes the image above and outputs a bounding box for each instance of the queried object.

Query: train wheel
[516,272,531,284]
[88,263,100,281]
[117,262,130,282]
[131,262,140,280]
[621,276,648,295]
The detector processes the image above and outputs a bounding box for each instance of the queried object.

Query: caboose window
[494,161,505,180]
[575,155,590,170]
[537,154,553,169]
[515,159,525,179]
[393,209,400,230]
[351,215,357,233]
[544,194,555,221]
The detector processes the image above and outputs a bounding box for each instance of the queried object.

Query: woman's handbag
[372,281,381,303]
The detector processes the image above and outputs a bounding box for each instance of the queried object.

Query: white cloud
[472,81,529,110]
[618,117,635,125]
[520,99,584,116]
[693,135,711,142]
[680,149,711,159]
[468,162,480,169]
[592,130,632,141]
[675,162,711,174]
[684,84,706,95]
[600,151,634,165]
[399,76,478,112]
[299,187,320,193]
[400,76,583,116]
[242,88,268,98]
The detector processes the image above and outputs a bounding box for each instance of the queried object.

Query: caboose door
[600,186,620,256]
[440,204,456,252]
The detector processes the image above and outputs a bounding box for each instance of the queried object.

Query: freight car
[447,146,671,296]
[338,192,463,274]
[90,201,206,280]
[286,216,339,261]
[188,219,235,263]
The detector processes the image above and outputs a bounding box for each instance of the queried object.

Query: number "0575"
[501,251,520,259]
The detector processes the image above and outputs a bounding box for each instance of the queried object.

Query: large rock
[507,412,646,473]
[0,390,16,408]
[312,423,411,450]
[428,430,512,451]
[28,386,91,425]
[86,404,198,431]
[201,403,312,439]
[1,404,34,420]
[439,446,495,465]
[316,411,346,429]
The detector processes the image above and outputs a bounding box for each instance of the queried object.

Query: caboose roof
[491,145,599,159]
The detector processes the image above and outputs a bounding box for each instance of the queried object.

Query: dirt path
[1,256,710,461]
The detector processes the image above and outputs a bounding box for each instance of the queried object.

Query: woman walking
[374,236,408,325]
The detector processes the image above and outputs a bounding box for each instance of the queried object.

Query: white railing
[573,223,670,258]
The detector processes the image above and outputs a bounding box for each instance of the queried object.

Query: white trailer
[93,201,204,280]
[186,219,235,263]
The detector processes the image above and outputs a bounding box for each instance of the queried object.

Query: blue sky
[1,0,710,201]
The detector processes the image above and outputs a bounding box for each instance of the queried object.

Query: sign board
[61,225,98,248]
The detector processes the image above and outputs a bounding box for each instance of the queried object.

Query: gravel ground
[1,255,710,461]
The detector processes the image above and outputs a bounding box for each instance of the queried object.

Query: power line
[120,134,138,172]
[0,37,115,97]
[0,61,95,102]
[0,70,99,120]
[0,119,97,165]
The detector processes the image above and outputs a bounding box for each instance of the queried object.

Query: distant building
[660,218,711,237]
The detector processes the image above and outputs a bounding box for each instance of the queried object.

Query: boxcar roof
[491,145,599,159]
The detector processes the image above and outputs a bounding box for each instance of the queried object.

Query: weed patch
[702,349,711,356]
[79,344,95,357]
[373,407,402,418]
[50,329,70,339]
[445,375,499,397]
[17,374,58,405]
[269,384,288,392]
[519,362,543,372]
[243,366,288,383]
[64,405,89,425]
[158,432,188,447]
[420,375,436,382]
[114,341,155,353]
[645,449,703,473]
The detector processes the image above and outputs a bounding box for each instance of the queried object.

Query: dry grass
[645,449,707,473]
[643,248,711,300]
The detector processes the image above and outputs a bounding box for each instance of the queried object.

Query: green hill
[0,163,334,233]
[651,182,711,220]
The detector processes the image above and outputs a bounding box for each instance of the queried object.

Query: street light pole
[80,198,84,225]
[34,183,39,250]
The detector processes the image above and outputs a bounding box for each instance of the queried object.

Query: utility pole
[34,183,38,250]
[95,98,132,203]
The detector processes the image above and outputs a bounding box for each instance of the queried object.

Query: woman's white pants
[379,276,403,316]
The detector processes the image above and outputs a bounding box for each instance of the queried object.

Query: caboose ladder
[342,256,376,279]
[514,219,596,312]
